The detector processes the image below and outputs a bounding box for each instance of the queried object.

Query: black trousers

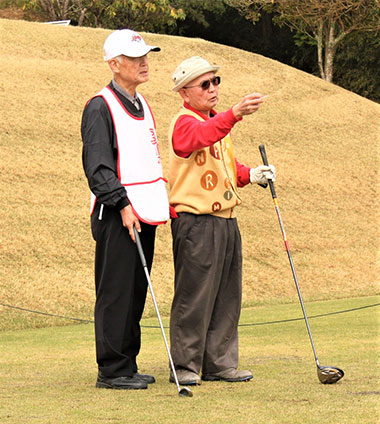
[91,203,156,378]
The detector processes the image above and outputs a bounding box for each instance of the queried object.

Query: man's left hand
[250,165,276,185]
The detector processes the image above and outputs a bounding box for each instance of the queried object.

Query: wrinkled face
[179,72,219,115]
[109,54,149,93]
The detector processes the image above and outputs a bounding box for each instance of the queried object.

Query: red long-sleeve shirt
[172,102,251,187]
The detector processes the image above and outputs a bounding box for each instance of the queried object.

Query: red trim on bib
[123,176,168,187]
[104,86,144,121]
[129,203,167,226]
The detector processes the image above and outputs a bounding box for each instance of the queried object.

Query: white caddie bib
[90,86,169,224]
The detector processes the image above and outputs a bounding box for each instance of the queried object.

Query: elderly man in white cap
[81,29,169,390]
[168,56,276,386]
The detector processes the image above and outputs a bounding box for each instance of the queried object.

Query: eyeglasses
[184,76,221,90]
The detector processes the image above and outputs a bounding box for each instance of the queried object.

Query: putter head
[179,386,193,397]
[317,365,344,384]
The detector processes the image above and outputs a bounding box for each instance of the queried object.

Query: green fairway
[0,296,378,424]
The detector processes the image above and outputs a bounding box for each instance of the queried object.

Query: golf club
[259,144,344,384]
[133,227,193,397]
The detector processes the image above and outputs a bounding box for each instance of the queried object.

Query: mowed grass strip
[0,297,379,424]
[0,18,379,331]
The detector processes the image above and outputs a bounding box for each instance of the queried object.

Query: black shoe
[134,372,155,384]
[96,372,148,390]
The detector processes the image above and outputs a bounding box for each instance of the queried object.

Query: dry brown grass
[0,19,379,330]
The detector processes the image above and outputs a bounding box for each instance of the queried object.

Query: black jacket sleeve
[81,96,129,210]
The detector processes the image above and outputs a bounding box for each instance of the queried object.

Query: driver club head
[179,386,193,397]
[317,365,344,384]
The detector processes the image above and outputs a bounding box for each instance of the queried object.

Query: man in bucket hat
[81,29,169,390]
[168,56,276,386]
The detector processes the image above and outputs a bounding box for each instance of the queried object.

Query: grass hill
[0,18,379,331]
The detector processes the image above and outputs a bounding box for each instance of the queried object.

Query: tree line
[4,0,380,102]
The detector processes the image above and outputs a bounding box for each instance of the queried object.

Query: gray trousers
[170,213,242,375]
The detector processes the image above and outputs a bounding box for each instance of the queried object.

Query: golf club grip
[259,144,277,198]
[133,227,147,268]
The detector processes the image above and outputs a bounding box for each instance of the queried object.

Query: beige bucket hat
[172,56,220,92]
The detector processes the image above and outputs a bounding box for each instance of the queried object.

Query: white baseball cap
[172,56,220,92]
[103,29,160,61]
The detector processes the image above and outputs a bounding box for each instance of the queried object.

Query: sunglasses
[184,76,221,90]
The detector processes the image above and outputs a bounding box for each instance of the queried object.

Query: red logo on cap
[132,35,142,42]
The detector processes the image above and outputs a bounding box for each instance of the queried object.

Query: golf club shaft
[133,227,183,393]
[259,145,320,367]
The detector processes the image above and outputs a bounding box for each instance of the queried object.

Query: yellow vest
[168,107,241,218]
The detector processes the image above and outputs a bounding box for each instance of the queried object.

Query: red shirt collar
[183,102,216,120]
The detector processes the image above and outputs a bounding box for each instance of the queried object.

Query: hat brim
[127,45,161,58]
[172,65,220,92]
